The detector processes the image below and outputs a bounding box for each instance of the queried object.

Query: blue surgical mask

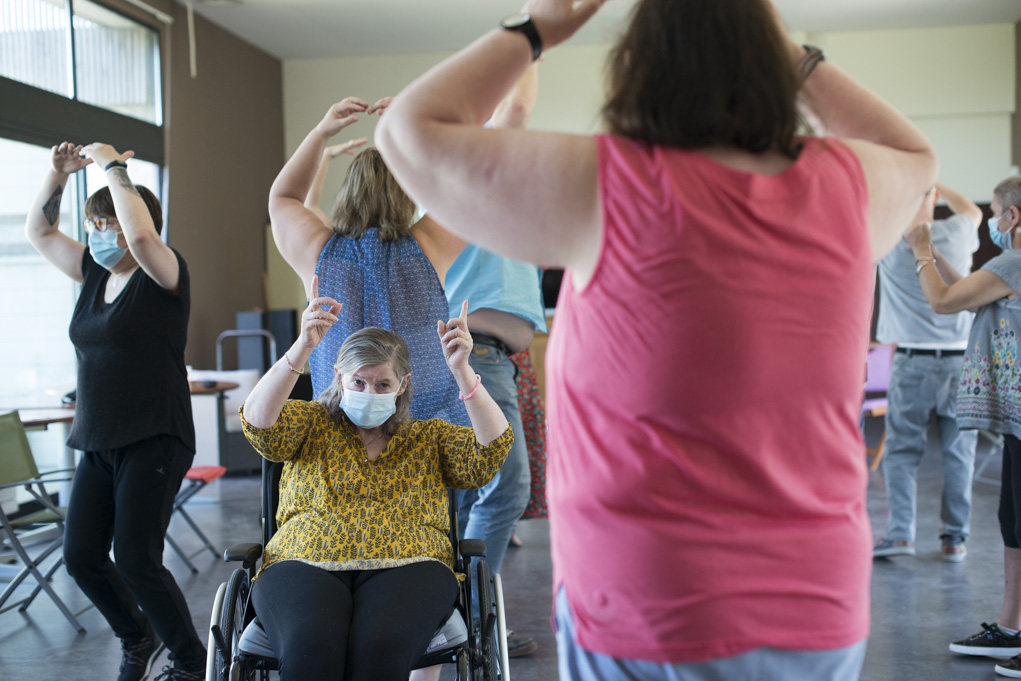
[340,377,404,429]
[88,229,127,269]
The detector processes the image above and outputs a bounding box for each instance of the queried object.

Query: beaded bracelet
[283,353,305,375]
[459,374,482,401]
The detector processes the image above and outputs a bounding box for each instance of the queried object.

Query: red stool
[165,465,227,573]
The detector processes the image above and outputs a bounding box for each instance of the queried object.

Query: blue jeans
[881,351,977,543]
[554,587,867,681]
[458,340,531,578]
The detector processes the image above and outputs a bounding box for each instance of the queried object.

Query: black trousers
[63,435,206,667]
[1001,434,1021,549]
[252,560,458,681]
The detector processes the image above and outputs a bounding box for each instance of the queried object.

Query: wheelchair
[204,458,510,681]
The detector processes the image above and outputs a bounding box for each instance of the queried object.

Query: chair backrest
[865,344,895,394]
[0,412,41,487]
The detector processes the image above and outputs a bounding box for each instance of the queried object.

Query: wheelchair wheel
[476,560,493,641]
[215,568,250,681]
[205,582,227,681]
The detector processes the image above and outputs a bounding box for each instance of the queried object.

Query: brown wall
[162,3,284,369]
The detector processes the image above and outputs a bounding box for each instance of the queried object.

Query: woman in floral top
[905,176,1021,677]
[240,277,512,681]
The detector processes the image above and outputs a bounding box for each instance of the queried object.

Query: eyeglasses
[82,216,118,233]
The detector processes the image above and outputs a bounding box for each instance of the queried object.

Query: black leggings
[252,560,458,681]
[63,435,206,667]
[1000,434,1021,548]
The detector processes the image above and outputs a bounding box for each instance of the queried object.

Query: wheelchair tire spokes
[216,568,250,681]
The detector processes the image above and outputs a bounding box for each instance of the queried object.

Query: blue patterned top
[310,230,470,427]
[957,250,1021,438]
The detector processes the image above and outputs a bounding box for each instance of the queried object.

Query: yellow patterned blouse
[239,400,512,577]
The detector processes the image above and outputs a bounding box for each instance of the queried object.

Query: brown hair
[318,327,413,436]
[84,185,163,235]
[329,148,416,241]
[602,0,803,159]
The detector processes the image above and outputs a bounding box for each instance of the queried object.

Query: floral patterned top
[240,400,512,578]
[957,250,1021,438]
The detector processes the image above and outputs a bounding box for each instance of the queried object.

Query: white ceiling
[184,0,1021,61]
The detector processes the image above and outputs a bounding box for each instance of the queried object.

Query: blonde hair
[329,148,415,242]
[318,327,413,436]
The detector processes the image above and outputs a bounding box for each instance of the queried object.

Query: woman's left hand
[80,143,134,170]
[438,300,473,375]
[300,275,342,350]
[903,220,933,257]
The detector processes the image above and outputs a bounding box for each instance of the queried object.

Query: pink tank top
[546,135,873,662]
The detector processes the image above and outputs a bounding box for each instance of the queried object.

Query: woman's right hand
[521,0,608,51]
[315,97,370,138]
[299,275,342,350]
[903,220,934,257]
[324,137,368,160]
[51,142,92,175]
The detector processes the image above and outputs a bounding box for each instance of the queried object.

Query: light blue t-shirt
[444,245,548,333]
[876,214,979,347]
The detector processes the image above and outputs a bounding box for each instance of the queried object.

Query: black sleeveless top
[67,248,195,452]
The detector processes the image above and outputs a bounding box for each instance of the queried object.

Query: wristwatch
[500,13,543,62]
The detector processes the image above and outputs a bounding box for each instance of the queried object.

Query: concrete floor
[0,422,1012,681]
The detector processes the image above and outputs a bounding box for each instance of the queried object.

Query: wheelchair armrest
[459,539,487,558]
[224,542,262,565]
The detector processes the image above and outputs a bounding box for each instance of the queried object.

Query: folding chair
[0,411,83,632]
[166,465,227,573]
[862,344,895,471]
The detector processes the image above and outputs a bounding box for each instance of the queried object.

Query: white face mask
[339,377,404,429]
[990,208,1015,251]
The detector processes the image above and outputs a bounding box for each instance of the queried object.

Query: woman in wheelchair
[238,277,512,681]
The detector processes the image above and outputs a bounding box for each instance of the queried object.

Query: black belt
[470,331,515,357]
[895,348,965,358]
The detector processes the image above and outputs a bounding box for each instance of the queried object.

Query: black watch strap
[500,14,543,62]
[798,44,825,80]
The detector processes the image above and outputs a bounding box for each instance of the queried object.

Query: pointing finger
[459,300,469,324]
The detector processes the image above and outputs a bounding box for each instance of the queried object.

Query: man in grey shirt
[874,182,982,562]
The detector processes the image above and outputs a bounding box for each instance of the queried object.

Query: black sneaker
[153,665,204,681]
[950,622,1021,658]
[997,654,1021,678]
[117,624,165,681]
[505,630,538,658]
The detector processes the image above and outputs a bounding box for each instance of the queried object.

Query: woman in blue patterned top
[268,96,468,427]
[904,176,1021,678]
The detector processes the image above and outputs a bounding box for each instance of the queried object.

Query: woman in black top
[25,142,206,681]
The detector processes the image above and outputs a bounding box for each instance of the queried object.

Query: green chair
[0,411,83,632]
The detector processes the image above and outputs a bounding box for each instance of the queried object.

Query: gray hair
[318,327,413,435]
[994,176,1021,212]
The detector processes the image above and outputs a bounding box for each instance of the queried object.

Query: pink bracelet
[459,374,482,401]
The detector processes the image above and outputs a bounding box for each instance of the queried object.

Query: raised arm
[304,138,369,227]
[243,276,342,428]
[904,221,1014,314]
[376,1,606,282]
[785,39,939,261]
[936,182,983,228]
[438,301,509,445]
[25,142,89,282]
[270,97,368,287]
[81,143,181,292]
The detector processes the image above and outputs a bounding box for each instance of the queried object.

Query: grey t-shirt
[876,214,979,346]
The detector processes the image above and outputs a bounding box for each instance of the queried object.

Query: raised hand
[51,142,93,175]
[80,143,134,170]
[367,96,395,116]
[903,220,934,257]
[520,0,609,51]
[300,275,343,349]
[324,137,368,160]
[437,300,473,374]
[316,97,370,137]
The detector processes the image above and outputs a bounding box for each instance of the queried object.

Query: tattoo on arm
[42,186,63,226]
[109,167,142,197]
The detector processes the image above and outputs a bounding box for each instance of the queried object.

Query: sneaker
[998,654,1021,678]
[950,622,1021,658]
[873,538,915,558]
[941,534,968,563]
[153,665,204,681]
[505,630,538,658]
[117,624,165,681]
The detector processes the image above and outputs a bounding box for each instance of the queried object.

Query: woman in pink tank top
[377,0,938,678]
